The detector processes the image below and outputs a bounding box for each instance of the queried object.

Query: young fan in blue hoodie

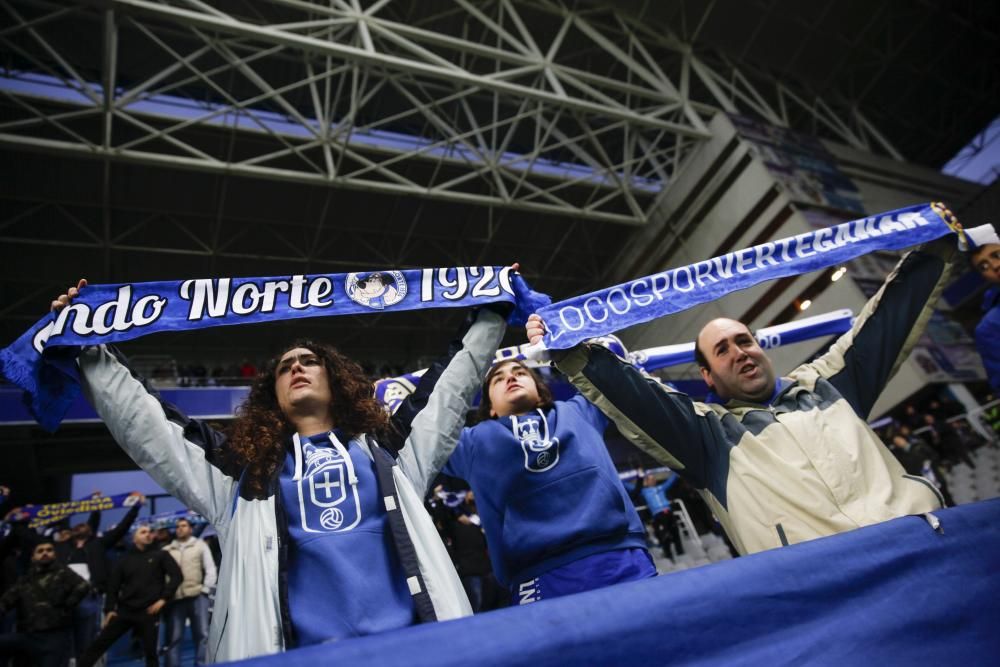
[443,357,655,605]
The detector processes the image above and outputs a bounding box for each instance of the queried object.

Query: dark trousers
[0,627,72,667]
[79,610,159,667]
[72,591,103,660]
[652,511,683,558]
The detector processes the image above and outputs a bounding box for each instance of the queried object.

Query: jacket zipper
[902,473,946,507]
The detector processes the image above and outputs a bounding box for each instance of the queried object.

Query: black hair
[475,359,555,422]
[693,340,709,370]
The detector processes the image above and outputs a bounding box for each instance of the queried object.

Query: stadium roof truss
[0,0,907,229]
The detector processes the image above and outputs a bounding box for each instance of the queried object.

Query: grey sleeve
[78,345,238,528]
[397,309,506,496]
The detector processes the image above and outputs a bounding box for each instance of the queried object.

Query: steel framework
[0,0,905,228]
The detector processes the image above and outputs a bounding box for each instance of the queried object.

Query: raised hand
[526,313,546,346]
[51,279,87,312]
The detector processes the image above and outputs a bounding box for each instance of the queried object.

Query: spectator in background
[79,525,181,667]
[163,518,216,667]
[444,492,493,613]
[920,413,975,468]
[640,472,683,561]
[57,492,144,662]
[0,538,90,667]
[968,223,1000,392]
[238,359,257,380]
[888,425,954,506]
[153,527,173,550]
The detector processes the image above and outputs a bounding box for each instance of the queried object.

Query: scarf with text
[536,202,961,349]
[3,491,143,529]
[1,267,548,430]
[0,203,962,430]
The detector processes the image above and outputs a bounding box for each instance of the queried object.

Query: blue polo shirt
[279,431,414,646]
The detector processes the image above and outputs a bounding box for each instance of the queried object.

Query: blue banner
[0,267,548,431]
[4,491,143,529]
[630,308,855,371]
[133,508,207,532]
[538,202,961,349]
[0,203,963,431]
[231,499,1000,667]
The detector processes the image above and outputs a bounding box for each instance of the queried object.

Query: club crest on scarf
[297,438,361,533]
[345,271,407,310]
[513,414,560,473]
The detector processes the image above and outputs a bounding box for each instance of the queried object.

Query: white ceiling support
[0,0,907,228]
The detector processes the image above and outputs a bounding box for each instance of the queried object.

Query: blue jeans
[164,595,210,666]
[461,575,484,613]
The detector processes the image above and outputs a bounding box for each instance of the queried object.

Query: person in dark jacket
[57,492,144,661]
[0,537,91,667]
[79,524,181,667]
[444,491,495,613]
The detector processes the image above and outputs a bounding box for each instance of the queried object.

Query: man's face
[72,523,92,541]
[972,243,1000,284]
[133,525,154,548]
[31,542,57,565]
[487,361,541,418]
[275,347,333,420]
[174,520,192,540]
[697,318,776,403]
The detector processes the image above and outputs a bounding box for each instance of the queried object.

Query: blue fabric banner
[537,202,961,349]
[630,308,855,371]
[3,491,143,529]
[231,499,1000,667]
[0,267,548,431]
[0,202,963,431]
[133,508,207,532]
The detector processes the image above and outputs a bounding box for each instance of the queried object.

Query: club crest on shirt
[297,438,362,533]
[345,271,407,310]
[515,418,560,473]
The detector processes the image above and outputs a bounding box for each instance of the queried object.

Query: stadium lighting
[830,267,847,282]
[799,299,812,311]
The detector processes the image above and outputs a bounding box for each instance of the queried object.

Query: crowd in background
[877,390,999,507]
[0,496,221,667]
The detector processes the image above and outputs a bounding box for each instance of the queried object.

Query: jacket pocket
[501,466,629,574]
[902,473,946,507]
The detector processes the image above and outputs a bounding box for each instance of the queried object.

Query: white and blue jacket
[77,310,505,662]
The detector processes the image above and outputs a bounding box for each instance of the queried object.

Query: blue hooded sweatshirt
[280,431,413,646]
[443,394,647,586]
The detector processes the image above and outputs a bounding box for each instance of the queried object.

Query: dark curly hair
[227,339,388,497]
[475,359,554,422]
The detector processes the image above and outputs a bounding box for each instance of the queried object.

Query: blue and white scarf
[133,509,207,533]
[536,202,961,349]
[0,267,549,430]
[4,491,143,529]
[0,203,962,431]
